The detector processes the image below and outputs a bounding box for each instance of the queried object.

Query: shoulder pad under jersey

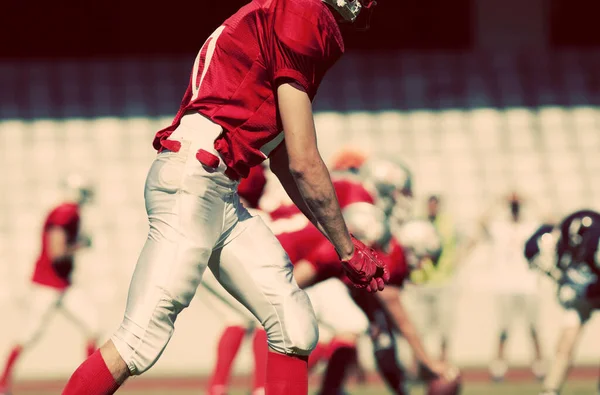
[274,0,332,57]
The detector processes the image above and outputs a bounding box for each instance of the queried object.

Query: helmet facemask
[322,0,377,30]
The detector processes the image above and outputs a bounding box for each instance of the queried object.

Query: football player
[0,176,99,395]
[466,192,545,381]
[61,1,388,394]
[293,213,461,395]
[525,210,600,395]
[405,195,459,366]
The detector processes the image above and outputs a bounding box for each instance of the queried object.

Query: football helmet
[342,202,390,248]
[321,0,377,23]
[330,147,368,174]
[61,174,95,206]
[557,209,600,274]
[524,224,561,281]
[358,156,413,217]
[393,219,442,270]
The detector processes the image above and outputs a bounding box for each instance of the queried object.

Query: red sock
[208,325,246,393]
[62,350,120,395]
[319,341,357,395]
[308,343,328,372]
[252,329,268,392]
[265,352,308,395]
[0,345,22,387]
[86,339,97,358]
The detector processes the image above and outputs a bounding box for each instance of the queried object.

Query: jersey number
[191,26,226,102]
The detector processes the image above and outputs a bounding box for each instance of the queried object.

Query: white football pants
[495,292,540,334]
[200,269,259,328]
[305,278,369,339]
[17,283,99,346]
[111,114,318,375]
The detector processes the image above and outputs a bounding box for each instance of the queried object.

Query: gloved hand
[341,235,390,293]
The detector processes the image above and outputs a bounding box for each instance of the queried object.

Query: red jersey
[153,0,344,179]
[31,203,81,290]
[377,238,410,287]
[272,175,375,263]
[238,165,267,209]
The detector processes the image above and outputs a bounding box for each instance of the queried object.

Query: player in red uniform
[0,176,98,395]
[293,217,461,395]
[61,1,387,394]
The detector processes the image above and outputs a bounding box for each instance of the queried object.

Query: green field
[11,381,600,395]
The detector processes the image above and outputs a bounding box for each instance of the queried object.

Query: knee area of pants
[280,289,319,355]
[111,301,179,375]
[112,324,172,376]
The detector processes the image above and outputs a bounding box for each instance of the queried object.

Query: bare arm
[269,146,325,236]
[376,286,433,367]
[270,82,353,260]
[542,322,583,393]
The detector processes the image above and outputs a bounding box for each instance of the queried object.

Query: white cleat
[489,359,508,382]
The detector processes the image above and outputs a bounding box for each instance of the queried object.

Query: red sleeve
[305,241,342,281]
[386,240,410,287]
[47,204,79,228]
[272,0,340,94]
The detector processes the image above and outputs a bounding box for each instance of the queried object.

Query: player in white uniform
[470,193,544,381]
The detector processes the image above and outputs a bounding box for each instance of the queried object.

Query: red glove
[341,235,390,293]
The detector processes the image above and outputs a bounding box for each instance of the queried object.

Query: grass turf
[12,380,599,395]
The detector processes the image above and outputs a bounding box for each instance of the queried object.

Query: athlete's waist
[165,112,241,180]
[176,112,224,144]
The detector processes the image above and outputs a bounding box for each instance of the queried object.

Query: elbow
[288,164,307,180]
[288,156,320,180]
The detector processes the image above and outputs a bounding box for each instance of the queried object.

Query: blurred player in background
[358,156,414,232]
[524,210,600,395]
[406,195,458,365]
[292,213,461,395]
[205,148,379,395]
[61,1,389,393]
[468,192,544,381]
[0,176,99,395]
